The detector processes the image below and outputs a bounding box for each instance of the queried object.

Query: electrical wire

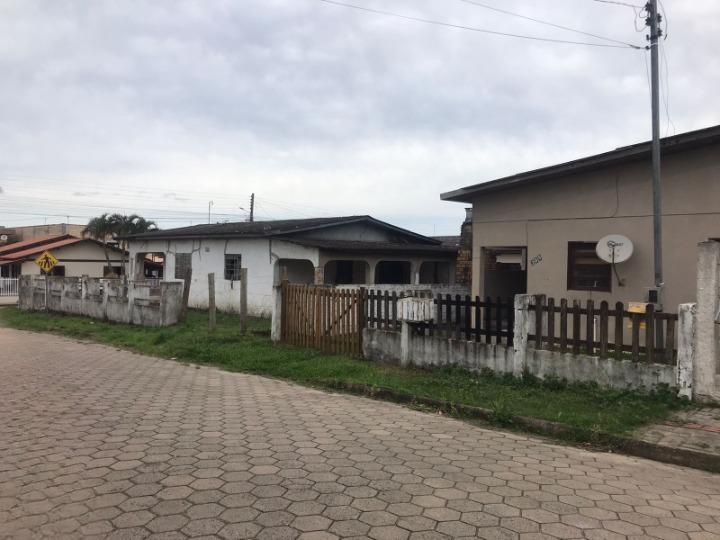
[456,0,640,48]
[658,0,668,39]
[589,0,644,8]
[660,41,675,136]
[315,0,642,49]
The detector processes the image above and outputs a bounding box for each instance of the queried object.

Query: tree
[83,213,115,277]
[84,213,158,280]
[109,214,158,281]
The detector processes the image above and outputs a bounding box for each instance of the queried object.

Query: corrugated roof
[441,124,720,202]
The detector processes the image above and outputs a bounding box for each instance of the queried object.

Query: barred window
[224,254,242,281]
[567,242,611,292]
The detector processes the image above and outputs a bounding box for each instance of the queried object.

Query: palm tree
[109,214,158,280]
[83,213,115,277]
[85,214,158,279]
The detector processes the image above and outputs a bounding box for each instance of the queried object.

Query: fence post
[357,287,366,356]
[271,280,285,343]
[676,303,697,400]
[512,294,534,378]
[694,241,720,402]
[179,266,192,322]
[208,273,216,331]
[239,268,248,334]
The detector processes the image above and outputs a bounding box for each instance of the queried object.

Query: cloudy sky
[1,0,718,236]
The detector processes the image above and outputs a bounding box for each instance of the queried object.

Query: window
[50,265,66,277]
[224,254,242,281]
[175,253,192,279]
[567,242,611,292]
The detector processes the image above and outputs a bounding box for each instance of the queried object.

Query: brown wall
[470,143,720,308]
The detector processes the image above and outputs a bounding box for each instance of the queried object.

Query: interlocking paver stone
[1,327,719,539]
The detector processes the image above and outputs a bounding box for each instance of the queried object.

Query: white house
[0,234,125,278]
[125,216,458,316]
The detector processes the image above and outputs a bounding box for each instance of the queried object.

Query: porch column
[411,261,420,285]
[367,261,376,285]
[314,266,324,285]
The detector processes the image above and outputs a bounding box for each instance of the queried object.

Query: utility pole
[646,0,663,294]
[208,200,214,224]
[249,193,255,223]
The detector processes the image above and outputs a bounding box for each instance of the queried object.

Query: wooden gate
[281,283,365,355]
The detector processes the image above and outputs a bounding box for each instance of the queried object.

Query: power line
[659,41,675,136]
[456,0,640,48]
[589,0,644,8]
[315,0,642,49]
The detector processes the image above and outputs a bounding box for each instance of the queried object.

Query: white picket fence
[0,278,19,297]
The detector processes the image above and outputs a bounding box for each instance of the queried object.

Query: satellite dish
[596,234,634,264]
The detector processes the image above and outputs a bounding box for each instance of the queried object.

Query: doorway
[483,247,527,299]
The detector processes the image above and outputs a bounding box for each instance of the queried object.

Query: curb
[325,380,720,474]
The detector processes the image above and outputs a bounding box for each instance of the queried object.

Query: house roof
[0,234,75,256]
[441,124,720,203]
[285,239,457,256]
[0,235,125,266]
[123,215,442,245]
[431,236,461,248]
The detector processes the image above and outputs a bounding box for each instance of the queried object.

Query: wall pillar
[694,241,720,403]
[677,303,697,400]
[271,282,284,343]
[512,294,539,378]
[314,266,324,285]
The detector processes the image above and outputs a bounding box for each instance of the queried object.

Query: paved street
[1,327,719,540]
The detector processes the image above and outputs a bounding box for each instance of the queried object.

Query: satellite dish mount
[596,235,634,287]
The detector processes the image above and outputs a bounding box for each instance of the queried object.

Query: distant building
[0,235,125,278]
[125,216,458,316]
[3,223,87,242]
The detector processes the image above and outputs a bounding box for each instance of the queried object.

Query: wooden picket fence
[280,283,364,355]
[531,298,677,364]
[366,290,514,346]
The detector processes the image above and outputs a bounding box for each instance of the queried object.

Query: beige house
[441,125,720,310]
[0,235,125,278]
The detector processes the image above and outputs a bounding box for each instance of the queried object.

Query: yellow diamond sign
[35,250,59,273]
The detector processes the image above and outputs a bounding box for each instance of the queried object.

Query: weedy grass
[0,306,691,435]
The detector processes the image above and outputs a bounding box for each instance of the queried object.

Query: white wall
[128,237,319,316]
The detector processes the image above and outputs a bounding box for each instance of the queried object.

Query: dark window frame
[567,242,612,293]
[224,254,242,281]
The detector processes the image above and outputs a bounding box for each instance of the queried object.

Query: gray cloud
[0,0,718,234]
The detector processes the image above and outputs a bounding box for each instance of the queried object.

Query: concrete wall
[19,275,183,327]
[20,242,123,277]
[469,143,720,309]
[362,326,677,393]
